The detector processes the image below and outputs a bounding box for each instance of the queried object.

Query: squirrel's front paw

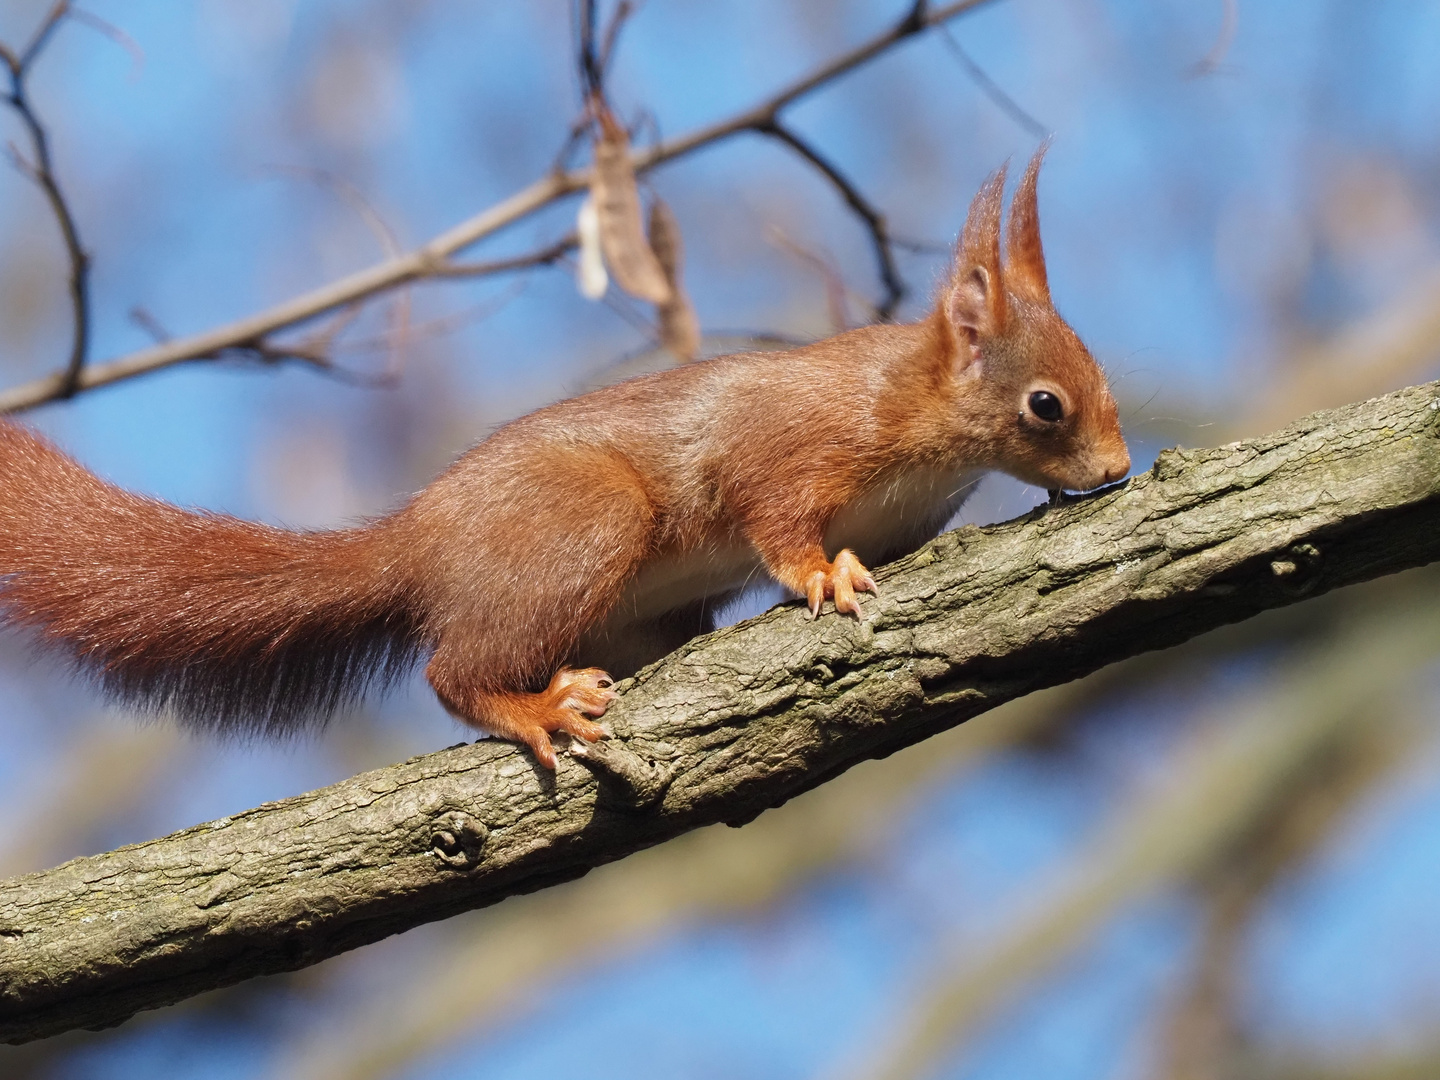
[805,549,878,619]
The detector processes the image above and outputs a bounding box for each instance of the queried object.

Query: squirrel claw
[805,549,877,619]
[500,668,615,769]
[551,666,616,718]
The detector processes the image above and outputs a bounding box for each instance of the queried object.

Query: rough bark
[2,382,1439,1043]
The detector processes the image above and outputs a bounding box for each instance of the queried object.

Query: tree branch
[936,24,1049,140]
[756,119,906,320]
[0,0,999,414]
[2,2,92,396]
[3,380,1438,1043]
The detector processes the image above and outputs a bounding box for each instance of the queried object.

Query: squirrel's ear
[1005,142,1051,306]
[947,164,1008,340]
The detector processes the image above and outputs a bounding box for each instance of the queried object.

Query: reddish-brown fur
[0,150,1128,768]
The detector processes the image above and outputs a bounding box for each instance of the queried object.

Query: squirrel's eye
[1028,391,1064,423]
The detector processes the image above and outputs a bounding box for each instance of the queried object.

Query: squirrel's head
[942,147,1130,493]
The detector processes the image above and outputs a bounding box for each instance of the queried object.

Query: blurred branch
[755,118,905,320]
[270,165,412,379]
[1251,1045,1440,1080]
[0,2,91,396]
[1248,262,1440,435]
[0,725,183,880]
[845,605,1440,1080]
[936,25,1049,139]
[0,0,1001,413]
[576,0,634,100]
[1160,698,1412,1080]
[43,310,1434,1073]
[3,381,1440,1041]
[1188,0,1240,78]
[427,235,577,278]
[577,0,603,98]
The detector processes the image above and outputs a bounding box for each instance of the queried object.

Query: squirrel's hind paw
[441,667,615,770]
[549,666,616,717]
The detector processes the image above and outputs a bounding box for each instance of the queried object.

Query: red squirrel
[0,149,1129,769]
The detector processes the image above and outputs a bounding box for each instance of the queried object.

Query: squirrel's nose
[1101,449,1131,485]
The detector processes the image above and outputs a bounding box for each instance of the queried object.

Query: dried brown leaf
[658,293,701,361]
[591,105,673,305]
[648,198,701,360]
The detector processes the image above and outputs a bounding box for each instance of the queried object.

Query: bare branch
[766,224,855,331]
[596,1,636,82]
[65,7,145,80]
[1160,700,1407,1080]
[901,0,930,35]
[756,119,905,320]
[17,3,69,72]
[2,380,1439,1042]
[937,25,1049,140]
[0,0,1000,414]
[273,686,1073,1080]
[2,3,91,396]
[339,281,529,357]
[126,306,170,343]
[415,237,577,279]
[268,166,412,377]
[577,0,602,98]
[1188,0,1240,78]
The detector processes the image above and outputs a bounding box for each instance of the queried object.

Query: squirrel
[0,148,1129,770]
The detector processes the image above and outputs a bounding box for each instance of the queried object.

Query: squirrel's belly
[612,541,764,622]
[825,466,983,565]
[576,542,762,678]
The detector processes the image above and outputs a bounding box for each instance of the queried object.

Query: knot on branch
[571,737,675,809]
[425,811,489,870]
[1270,543,1323,596]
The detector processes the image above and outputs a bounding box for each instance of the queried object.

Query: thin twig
[127,306,170,343]
[756,119,905,320]
[937,24,1048,140]
[65,7,145,80]
[597,1,635,84]
[891,233,951,255]
[270,165,412,378]
[18,2,68,70]
[340,280,530,356]
[2,2,91,396]
[577,0,603,98]
[766,224,855,331]
[902,0,930,34]
[228,305,397,388]
[1187,0,1239,78]
[427,235,576,278]
[0,0,1000,413]
[549,114,596,175]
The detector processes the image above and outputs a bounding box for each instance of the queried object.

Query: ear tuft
[1005,141,1051,305]
[949,163,1008,337]
[947,265,993,346]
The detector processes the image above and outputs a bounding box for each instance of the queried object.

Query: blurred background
[2,1,1440,1078]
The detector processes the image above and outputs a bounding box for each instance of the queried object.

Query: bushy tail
[0,421,425,735]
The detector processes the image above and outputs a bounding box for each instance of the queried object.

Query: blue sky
[3,2,1440,1078]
